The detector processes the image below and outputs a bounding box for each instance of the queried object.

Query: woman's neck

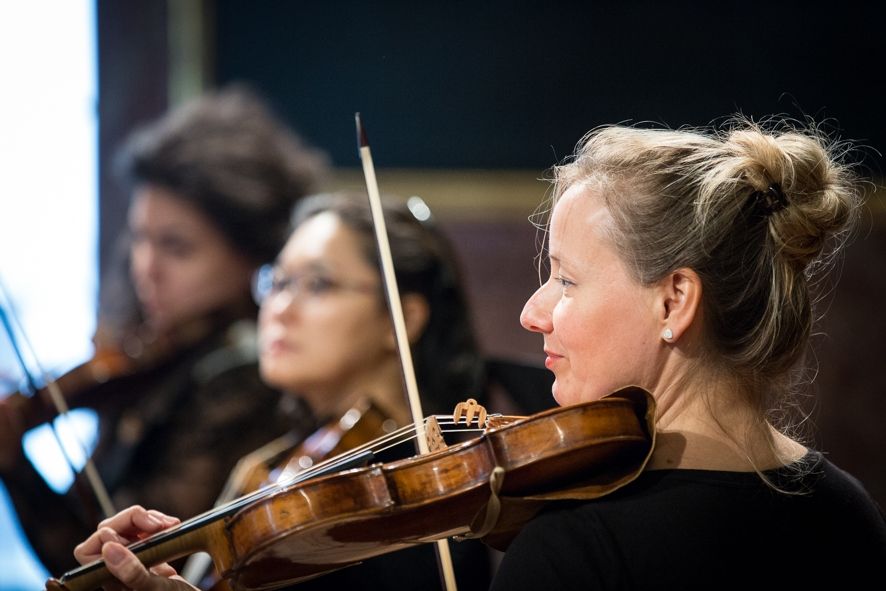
[647,371,806,472]
[302,361,413,427]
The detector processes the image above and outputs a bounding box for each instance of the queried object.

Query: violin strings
[270,415,487,489]
[303,414,483,470]
[118,415,493,551]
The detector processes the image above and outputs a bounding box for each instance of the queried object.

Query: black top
[491,451,886,590]
[282,538,492,591]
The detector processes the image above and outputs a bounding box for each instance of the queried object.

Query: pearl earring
[662,328,674,341]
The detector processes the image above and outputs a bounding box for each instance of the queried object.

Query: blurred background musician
[189,191,497,590]
[0,83,328,575]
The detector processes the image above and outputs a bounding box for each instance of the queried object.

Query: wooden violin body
[0,344,141,479]
[180,399,400,586]
[226,389,652,588]
[0,321,193,444]
[1,346,135,427]
[46,387,654,591]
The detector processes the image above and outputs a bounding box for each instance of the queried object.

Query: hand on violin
[73,505,194,591]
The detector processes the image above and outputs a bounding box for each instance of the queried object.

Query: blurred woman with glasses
[255,192,486,435]
[247,192,493,590]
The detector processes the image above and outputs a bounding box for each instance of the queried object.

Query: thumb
[102,543,184,590]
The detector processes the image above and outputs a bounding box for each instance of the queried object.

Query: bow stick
[0,279,115,519]
[356,113,459,591]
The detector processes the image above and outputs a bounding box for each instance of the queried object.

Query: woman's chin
[551,380,566,407]
[259,363,296,389]
[551,380,603,407]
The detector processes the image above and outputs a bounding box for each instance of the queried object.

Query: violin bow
[356,114,459,591]
[0,279,115,519]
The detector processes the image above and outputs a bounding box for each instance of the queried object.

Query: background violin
[0,305,292,577]
[1,346,135,441]
[223,398,399,500]
[180,398,401,586]
[0,305,220,436]
[46,387,654,591]
[0,316,203,478]
[0,305,152,521]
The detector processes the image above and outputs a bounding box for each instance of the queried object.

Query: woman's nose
[261,288,298,318]
[520,283,553,334]
[130,241,159,281]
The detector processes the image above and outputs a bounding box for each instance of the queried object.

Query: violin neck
[47,518,225,591]
[46,448,378,591]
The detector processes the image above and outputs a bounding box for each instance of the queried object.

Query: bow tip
[354,112,369,148]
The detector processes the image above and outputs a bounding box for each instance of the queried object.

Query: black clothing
[285,539,492,591]
[491,451,886,590]
[0,320,304,575]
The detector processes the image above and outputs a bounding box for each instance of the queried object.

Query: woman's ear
[385,293,430,350]
[656,267,702,343]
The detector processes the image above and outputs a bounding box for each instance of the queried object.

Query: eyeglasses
[252,264,377,305]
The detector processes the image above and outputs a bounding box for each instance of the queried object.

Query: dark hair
[116,83,328,264]
[98,84,328,347]
[291,192,486,415]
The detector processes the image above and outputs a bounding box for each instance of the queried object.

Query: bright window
[0,0,98,585]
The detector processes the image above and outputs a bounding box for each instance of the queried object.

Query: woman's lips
[263,338,295,356]
[544,350,563,369]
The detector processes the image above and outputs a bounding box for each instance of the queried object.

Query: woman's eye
[158,236,194,258]
[555,275,575,289]
[304,276,336,294]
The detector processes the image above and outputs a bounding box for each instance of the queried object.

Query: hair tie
[753,183,790,216]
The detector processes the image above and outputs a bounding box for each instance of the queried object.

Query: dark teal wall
[214,0,885,170]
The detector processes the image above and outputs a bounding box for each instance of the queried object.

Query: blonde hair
[550,117,863,420]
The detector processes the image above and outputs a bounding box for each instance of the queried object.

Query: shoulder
[494,459,886,589]
[182,320,286,420]
[795,451,886,535]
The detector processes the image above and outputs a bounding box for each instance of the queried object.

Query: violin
[45,386,654,591]
[225,398,399,499]
[0,325,190,487]
[180,398,401,586]
[0,308,243,452]
[1,308,219,430]
[0,309,250,524]
[0,345,135,431]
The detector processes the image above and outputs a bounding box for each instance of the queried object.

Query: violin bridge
[452,398,487,428]
[424,415,447,452]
